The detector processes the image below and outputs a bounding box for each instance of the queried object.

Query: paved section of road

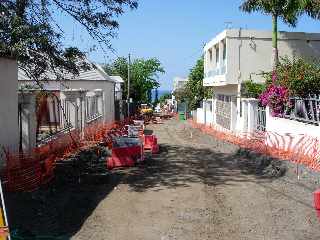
[72,119,320,240]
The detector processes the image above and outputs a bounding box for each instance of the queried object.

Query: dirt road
[72,119,320,240]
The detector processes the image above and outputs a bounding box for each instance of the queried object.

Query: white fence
[194,97,320,160]
[18,89,106,152]
[196,100,214,126]
[284,95,320,125]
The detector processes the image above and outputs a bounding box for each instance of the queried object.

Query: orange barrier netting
[188,120,320,172]
[2,116,138,192]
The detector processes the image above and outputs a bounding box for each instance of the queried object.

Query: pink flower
[259,84,288,117]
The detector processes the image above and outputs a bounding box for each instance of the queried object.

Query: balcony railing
[205,60,226,78]
[284,95,320,125]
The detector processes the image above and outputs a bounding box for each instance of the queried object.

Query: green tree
[240,0,320,67]
[180,57,213,110]
[0,0,138,80]
[104,57,165,104]
[153,88,159,106]
[159,93,172,105]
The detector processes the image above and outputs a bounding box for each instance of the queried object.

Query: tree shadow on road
[6,167,123,238]
[118,143,283,193]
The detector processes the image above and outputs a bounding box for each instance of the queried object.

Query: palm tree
[240,0,320,68]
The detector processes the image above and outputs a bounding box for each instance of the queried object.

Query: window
[86,96,100,121]
[222,40,226,60]
[217,95,231,102]
[208,49,213,62]
[215,44,219,64]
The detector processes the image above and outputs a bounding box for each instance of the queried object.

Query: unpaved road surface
[71,119,320,240]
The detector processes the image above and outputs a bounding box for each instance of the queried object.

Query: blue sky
[59,0,320,90]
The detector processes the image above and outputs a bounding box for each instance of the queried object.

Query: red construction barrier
[143,135,159,154]
[144,135,154,150]
[2,116,140,192]
[314,190,320,210]
[314,190,320,220]
[107,139,145,170]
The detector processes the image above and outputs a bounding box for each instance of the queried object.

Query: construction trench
[3,117,320,239]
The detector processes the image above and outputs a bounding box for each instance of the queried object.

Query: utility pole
[127,53,131,117]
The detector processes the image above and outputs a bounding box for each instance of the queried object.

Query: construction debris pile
[1,114,170,193]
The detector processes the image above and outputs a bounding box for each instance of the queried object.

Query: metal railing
[86,96,102,123]
[284,95,320,125]
[256,106,266,132]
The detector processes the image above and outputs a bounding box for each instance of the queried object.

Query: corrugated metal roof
[18,63,114,82]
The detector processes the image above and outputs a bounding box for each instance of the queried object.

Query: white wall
[204,29,320,86]
[265,107,320,157]
[19,80,115,123]
[236,98,259,134]
[195,104,214,126]
[0,58,18,163]
[205,110,213,126]
[196,108,205,124]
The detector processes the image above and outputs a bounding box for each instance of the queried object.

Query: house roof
[110,75,124,83]
[18,62,114,82]
[204,29,320,52]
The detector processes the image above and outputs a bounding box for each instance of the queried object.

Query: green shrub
[262,57,320,97]
[241,80,266,99]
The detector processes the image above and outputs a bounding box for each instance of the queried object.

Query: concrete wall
[196,108,205,124]
[235,98,259,134]
[204,29,320,132]
[265,107,320,156]
[204,29,320,86]
[19,80,115,123]
[0,58,18,163]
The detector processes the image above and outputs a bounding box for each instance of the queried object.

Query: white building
[110,75,125,120]
[173,77,188,92]
[172,77,188,112]
[18,63,116,123]
[201,29,320,132]
[110,75,124,101]
[0,58,19,159]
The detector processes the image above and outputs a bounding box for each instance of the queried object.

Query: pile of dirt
[236,148,287,178]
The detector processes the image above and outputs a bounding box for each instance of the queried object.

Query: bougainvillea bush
[262,57,320,97]
[259,83,289,117]
[258,57,320,116]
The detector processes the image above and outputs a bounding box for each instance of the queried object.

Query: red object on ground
[106,145,144,169]
[314,190,320,210]
[152,144,160,154]
[144,135,159,154]
[144,135,155,150]
[314,189,320,221]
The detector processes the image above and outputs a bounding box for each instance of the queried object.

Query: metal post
[0,180,10,239]
[127,54,131,117]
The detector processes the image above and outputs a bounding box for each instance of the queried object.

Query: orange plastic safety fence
[188,120,320,172]
[2,116,136,192]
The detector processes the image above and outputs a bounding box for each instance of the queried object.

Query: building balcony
[203,61,227,86]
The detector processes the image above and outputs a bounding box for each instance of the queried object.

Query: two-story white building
[202,29,320,132]
[172,77,188,111]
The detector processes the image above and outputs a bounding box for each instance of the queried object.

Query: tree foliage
[104,57,165,104]
[159,93,172,105]
[262,56,320,96]
[241,80,266,99]
[175,57,213,110]
[0,0,138,80]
